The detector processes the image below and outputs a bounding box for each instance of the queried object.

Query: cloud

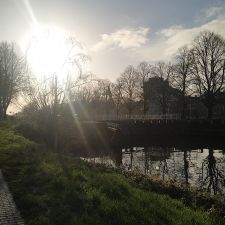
[90,6,225,80]
[158,25,183,38]
[160,19,225,58]
[204,6,224,19]
[91,27,149,51]
[136,7,225,62]
[196,6,225,23]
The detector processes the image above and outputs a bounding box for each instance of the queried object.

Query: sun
[26,25,83,80]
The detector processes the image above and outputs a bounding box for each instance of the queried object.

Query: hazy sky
[1,0,225,80]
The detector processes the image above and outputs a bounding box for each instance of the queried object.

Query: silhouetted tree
[137,61,152,114]
[172,47,193,119]
[151,62,174,114]
[111,80,123,117]
[0,42,26,119]
[119,65,140,116]
[23,37,89,151]
[191,31,225,119]
[96,79,114,115]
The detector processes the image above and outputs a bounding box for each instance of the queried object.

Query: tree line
[69,30,225,120]
[1,30,225,121]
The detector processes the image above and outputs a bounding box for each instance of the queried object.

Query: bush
[14,122,42,142]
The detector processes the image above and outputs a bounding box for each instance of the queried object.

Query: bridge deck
[93,114,181,121]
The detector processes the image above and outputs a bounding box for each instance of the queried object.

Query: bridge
[89,114,225,142]
[73,114,225,151]
[93,114,181,131]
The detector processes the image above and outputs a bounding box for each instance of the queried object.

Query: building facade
[144,77,225,119]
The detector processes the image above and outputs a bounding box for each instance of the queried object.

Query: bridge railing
[93,114,181,121]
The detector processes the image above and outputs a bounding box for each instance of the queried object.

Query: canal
[83,146,225,195]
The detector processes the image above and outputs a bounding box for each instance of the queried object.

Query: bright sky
[1,0,225,80]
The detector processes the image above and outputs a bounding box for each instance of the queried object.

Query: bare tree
[136,61,152,114]
[69,77,115,118]
[73,78,95,103]
[23,36,90,154]
[151,62,174,114]
[0,42,26,119]
[191,31,225,119]
[119,65,140,116]
[172,46,193,119]
[111,80,123,117]
[92,79,113,115]
[25,37,90,111]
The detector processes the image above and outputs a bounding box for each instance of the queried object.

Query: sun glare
[26,25,82,80]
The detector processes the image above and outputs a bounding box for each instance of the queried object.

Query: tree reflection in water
[84,146,225,195]
[183,150,189,185]
[200,149,225,195]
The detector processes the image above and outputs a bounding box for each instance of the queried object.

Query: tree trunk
[181,95,186,120]
[143,100,146,115]
[207,104,214,120]
[0,101,8,120]
[204,93,214,120]
[181,80,187,120]
[143,80,146,115]
[162,101,167,115]
[128,107,132,118]
[3,107,7,119]
[116,106,119,119]
[0,106,3,120]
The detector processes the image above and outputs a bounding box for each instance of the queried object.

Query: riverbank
[0,121,221,225]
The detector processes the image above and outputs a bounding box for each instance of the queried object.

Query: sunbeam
[22,0,38,26]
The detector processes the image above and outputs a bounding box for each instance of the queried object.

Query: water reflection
[200,149,225,194]
[84,146,225,195]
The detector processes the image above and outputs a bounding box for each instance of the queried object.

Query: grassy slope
[0,122,213,225]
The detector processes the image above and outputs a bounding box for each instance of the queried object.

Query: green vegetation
[0,122,217,225]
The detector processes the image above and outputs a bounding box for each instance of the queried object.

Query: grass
[0,121,218,225]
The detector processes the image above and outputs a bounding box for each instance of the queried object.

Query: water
[84,146,225,195]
